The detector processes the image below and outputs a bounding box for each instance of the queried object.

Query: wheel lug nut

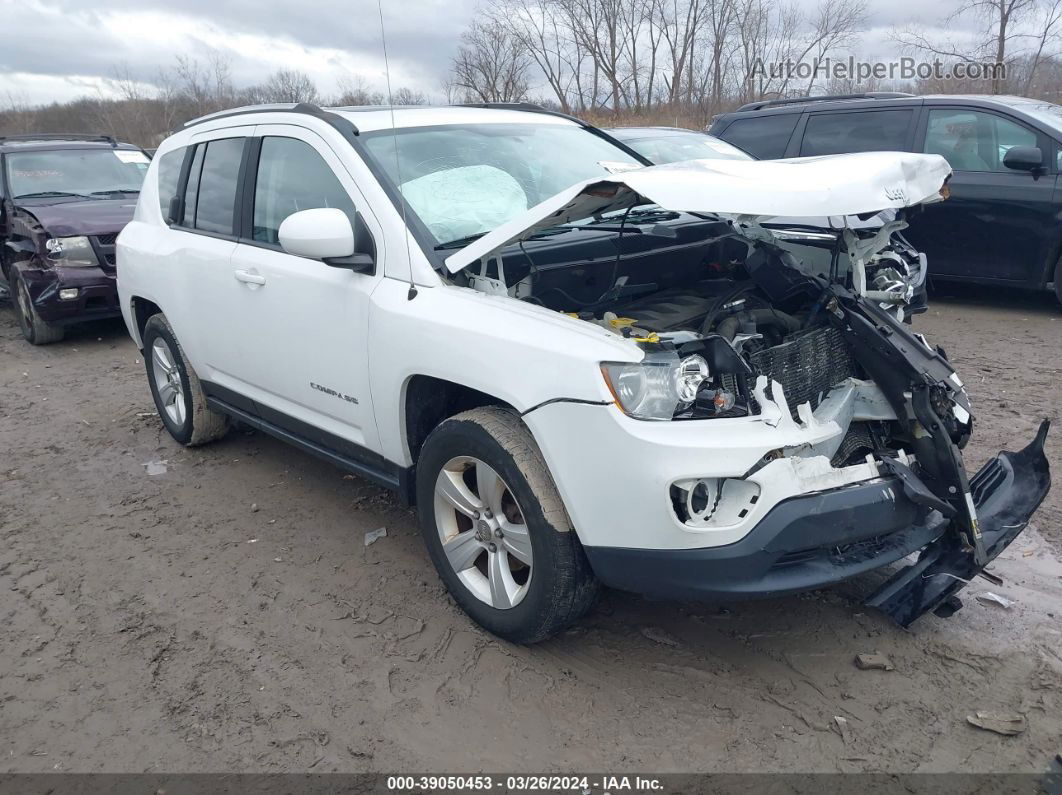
[488,543,497,552]
[494,529,503,538]
[484,509,493,519]
[473,511,480,519]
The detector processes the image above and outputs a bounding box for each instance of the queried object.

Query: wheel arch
[403,374,520,467]
[129,296,163,349]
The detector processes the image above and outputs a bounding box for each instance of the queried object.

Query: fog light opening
[59,288,79,301]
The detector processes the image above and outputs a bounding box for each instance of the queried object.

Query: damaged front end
[444,152,1051,626]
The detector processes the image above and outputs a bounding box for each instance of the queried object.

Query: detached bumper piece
[866,420,1051,626]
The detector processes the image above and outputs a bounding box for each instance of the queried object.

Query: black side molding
[202,382,414,506]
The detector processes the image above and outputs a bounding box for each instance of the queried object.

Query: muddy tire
[416,406,598,643]
[10,270,65,345]
[142,313,229,446]
[1054,256,1062,306]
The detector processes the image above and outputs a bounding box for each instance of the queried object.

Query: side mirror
[279,208,355,260]
[1003,145,1043,172]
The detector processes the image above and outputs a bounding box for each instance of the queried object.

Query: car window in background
[362,123,641,245]
[924,109,1037,172]
[799,110,913,156]
[252,137,357,246]
[192,138,244,234]
[716,114,799,159]
[621,132,751,164]
[5,148,148,198]
[156,148,184,221]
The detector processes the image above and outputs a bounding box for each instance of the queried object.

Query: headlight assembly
[601,353,709,420]
[45,236,98,267]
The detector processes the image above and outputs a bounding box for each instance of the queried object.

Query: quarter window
[156,148,184,222]
[800,110,913,156]
[252,137,356,245]
[717,114,799,159]
[923,109,1037,172]
[189,137,244,234]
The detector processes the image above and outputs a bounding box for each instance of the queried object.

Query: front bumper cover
[584,421,1050,627]
[866,419,1051,626]
[19,264,120,324]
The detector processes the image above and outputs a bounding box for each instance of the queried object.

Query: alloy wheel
[433,456,533,609]
[151,337,186,426]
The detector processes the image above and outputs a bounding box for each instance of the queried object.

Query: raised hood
[444,151,951,274]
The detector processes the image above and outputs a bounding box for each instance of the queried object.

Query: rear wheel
[10,271,64,345]
[142,313,229,446]
[416,407,598,643]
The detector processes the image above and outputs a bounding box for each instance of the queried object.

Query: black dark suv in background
[0,134,149,344]
[709,93,1062,304]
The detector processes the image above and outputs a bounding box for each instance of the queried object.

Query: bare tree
[892,0,1039,92]
[250,69,320,104]
[335,74,385,105]
[451,19,533,102]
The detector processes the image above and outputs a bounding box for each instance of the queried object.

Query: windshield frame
[358,122,649,255]
[4,147,147,201]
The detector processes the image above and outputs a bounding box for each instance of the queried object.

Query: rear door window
[188,137,244,234]
[716,114,798,159]
[923,109,1038,172]
[799,110,914,156]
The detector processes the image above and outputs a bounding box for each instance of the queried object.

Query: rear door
[903,106,1056,283]
[224,124,385,456]
[159,128,251,387]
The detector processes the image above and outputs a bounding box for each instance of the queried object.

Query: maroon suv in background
[0,134,150,344]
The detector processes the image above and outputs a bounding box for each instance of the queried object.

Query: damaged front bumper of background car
[451,151,1052,627]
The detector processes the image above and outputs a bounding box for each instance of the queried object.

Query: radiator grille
[750,325,857,418]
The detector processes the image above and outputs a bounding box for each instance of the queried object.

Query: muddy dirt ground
[1,284,1060,775]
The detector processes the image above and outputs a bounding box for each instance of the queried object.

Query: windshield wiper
[435,232,488,250]
[14,191,92,199]
[90,188,140,196]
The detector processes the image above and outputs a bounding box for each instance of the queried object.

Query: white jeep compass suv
[117,103,1050,642]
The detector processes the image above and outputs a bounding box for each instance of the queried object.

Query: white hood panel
[444,151,951,273]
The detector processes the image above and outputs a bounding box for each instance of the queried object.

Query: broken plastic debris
[364,527,387,547]
[967,711,1027,736]
[833,716,851,744]
[854,652,894,671]
[143,460,168,476]
[640,626,681,648]
[976,591,1013,609]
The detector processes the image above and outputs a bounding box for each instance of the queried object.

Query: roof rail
[0,133,119,147]
[735,92,916,112]
[459,101,588,126]
[182,103,360,134]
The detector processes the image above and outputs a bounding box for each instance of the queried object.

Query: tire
[415,406,598,643]
[1054,257,1062,306]
[142,313,229,446]
[10,270,65,345]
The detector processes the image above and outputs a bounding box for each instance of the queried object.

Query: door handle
[234,269,266,286]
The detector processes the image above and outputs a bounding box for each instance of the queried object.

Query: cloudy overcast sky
[1,0,970,106]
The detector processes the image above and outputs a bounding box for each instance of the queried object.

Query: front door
[225,125,385,456]
[906,107,1057,283]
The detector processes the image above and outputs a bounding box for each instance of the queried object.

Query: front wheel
[1054,256,1062,306]
[142,313,229,446]
[416,407,598,643]
[11,271,64,345]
